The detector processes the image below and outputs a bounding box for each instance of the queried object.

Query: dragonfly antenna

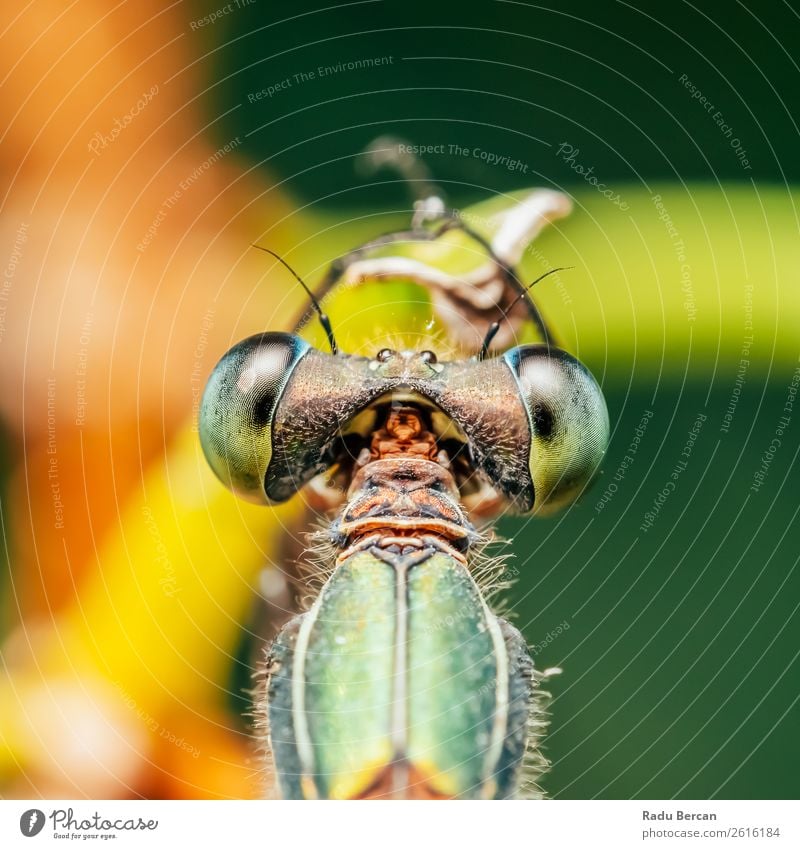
[252,245,338,355]
[477,267,572,361]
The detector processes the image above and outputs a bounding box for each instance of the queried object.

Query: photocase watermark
[750,364,799,494]
[640,411,707,533]
[555,143,629,210]
[595,409,654,513]
[116,680,199,759]
[191,307,215,429]
[393,142,529,173]
[248,56,394,102]
[530,620,570,656]
[46,378,65,530]
[678,73,752,170]
[136,137,241,251]
[0,221,28,342]
[456,142,529,174]
[476,624,565,699]
[23,806,159,835]
[87,85,159,156]
[75,312,93,427]
[422,561,521,636]
[651,194,695,322]
[19,809,46,837]
[142,505,180,597]
[189,0,256,30]
[720,284,753,434]
[463,142,528,173]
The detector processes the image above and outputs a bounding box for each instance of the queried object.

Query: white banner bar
[1,800,795,848]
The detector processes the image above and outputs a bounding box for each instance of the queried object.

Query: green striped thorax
[198,188,609,798]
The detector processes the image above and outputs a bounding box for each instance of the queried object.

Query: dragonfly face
[198,186,609,798]
[200,334,608,517]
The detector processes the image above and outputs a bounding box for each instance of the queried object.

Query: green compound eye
[503,344,609,515]
[199,332,310,504]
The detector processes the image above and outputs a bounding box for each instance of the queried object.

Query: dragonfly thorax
[332,404,477,559]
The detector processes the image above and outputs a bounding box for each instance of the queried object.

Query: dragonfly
[199,150,609,799]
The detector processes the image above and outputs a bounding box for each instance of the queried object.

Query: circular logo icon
[19,809,46,837]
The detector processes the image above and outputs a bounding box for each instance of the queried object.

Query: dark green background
[500,380,799,800]
[208,1,799,799]
[204,0,798,206]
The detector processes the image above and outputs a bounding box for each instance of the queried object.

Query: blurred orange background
[0,0,307,799]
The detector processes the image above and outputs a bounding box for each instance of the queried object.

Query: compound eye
[504,345,609,515]
[419,349,438,364]
[376,348,396,363]
[199,332,310,504]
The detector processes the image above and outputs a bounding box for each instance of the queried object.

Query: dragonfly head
[200,332,608,516]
